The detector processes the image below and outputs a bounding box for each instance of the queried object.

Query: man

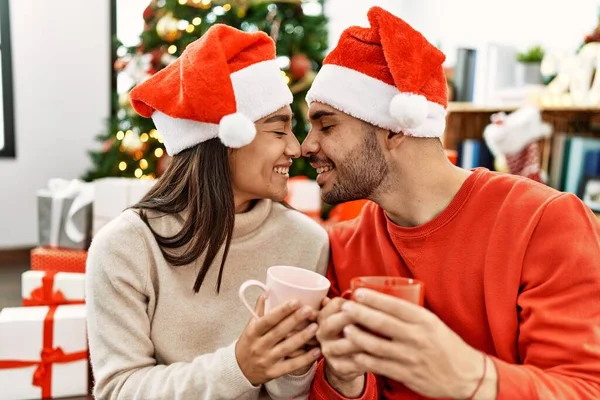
[302,6,600,400]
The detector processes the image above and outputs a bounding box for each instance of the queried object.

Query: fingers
[353,353,406,383]
[341,301,412,341]
[285,335,319,348]
[353,289,427,324]
[271,322,319,359]
[343,324,410,362]
[317,311,354,342]
[251,300,301,337]
[262,305,317,346]
[253,294,266,318]
[287,349,307,358]
[276,348,321,376]
[321,337,361,358]
[318,297,345,324]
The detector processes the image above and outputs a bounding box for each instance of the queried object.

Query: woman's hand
[235,295,322,386]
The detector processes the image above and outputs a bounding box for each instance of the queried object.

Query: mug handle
[239,280,268,319]
[341,290,353,300]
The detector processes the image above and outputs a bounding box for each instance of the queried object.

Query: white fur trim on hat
[152,111,219,155]
[219,112,256,148]
[306,64,446,137]
[231,59,293,121]
[389,93,428,129]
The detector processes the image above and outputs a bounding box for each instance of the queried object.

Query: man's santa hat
[130,24,292,155]
[306,7,448,138]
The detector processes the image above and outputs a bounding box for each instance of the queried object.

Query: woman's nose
[286,134,301,159]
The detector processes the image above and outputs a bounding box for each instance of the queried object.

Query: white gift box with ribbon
[21,271,86,307]
[286,177,322,220]
[37,179,94,250]
[0,305,88,400]
[93,177,156,236]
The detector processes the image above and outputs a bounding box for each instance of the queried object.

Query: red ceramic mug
[342,276,424,306]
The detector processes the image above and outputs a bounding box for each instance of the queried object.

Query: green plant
[517,45,545,63]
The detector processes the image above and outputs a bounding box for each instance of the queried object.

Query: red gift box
[30,247,87,274]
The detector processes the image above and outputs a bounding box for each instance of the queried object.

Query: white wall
[436,0,600,66]
[326,0,600,66]
[0,0,110,248]
[325,0,403,50]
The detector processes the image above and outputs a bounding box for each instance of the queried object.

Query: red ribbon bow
[23,271,84,307]
[0,306,88,398]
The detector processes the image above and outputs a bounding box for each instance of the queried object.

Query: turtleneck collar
[232,198,272,239]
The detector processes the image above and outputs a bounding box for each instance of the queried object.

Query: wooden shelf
[447,102,600,113]
[443,102,600,151]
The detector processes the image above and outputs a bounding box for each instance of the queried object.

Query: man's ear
[383,129,406,151]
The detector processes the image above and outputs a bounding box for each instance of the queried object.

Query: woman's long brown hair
[132,138,234,293]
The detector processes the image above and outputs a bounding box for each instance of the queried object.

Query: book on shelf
[456,139,495,170]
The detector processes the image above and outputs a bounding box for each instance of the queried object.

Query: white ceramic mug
[239,265,330,319]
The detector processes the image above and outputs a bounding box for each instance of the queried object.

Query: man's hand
[316,297,367,398]
[341,289,498,400]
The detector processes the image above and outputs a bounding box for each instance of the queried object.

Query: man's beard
[322,133,389,205]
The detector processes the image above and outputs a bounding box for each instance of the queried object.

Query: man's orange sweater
[311,168,600,399]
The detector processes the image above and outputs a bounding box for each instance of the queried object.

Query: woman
[86,25,329,400]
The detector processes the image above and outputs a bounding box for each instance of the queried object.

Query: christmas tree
[83,0,327,181]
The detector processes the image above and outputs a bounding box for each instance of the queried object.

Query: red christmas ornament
[143,4,155,21]
[289,54,312,80]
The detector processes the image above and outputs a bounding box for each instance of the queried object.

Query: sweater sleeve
[309,359,379,400]
[86,216,260,400]
[493,193,600,399]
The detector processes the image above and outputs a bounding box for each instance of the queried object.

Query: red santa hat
[306,7,448,137]
[130,24,292,155]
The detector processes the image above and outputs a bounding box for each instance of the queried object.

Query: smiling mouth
[316,165,334,174]
[315,164,335,186]
[273,166,289,176]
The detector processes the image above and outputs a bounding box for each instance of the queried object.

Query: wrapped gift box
[37,179,94,250]
[31,247,87,274]
[93,177,156,235]
[0,305,88,400]
[285,177,322,221]
[22,271,85,307]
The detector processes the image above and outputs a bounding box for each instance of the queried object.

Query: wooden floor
[0,254,92,400]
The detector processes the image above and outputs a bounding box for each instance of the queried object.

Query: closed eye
[273,131,287,136]
[321,125,333,132]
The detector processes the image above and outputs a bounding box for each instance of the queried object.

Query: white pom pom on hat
[219,112,257,148]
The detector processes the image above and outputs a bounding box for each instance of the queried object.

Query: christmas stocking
[483,106,551,183]
[504,141,543,182]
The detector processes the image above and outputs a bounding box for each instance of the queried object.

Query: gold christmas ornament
[156,13,182,42]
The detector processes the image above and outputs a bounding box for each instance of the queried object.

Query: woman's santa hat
[306,7,448,137]
[130,24,292,155]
